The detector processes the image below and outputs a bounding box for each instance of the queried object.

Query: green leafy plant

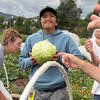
[32,40,56,64]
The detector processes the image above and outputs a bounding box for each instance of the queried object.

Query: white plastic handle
[20,61,73,100]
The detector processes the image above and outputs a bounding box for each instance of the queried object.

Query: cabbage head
[32,40,56,64]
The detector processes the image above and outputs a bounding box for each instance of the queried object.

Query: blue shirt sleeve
[65,35,82,59]
[19,37,33,69]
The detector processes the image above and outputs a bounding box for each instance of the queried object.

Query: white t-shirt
[91,32,100,95]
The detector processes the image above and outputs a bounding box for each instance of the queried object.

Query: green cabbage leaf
[32,40,56,64]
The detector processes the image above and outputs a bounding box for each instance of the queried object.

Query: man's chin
[44,26,53,29]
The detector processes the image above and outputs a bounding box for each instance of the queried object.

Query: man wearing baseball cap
[19,6,82,100]
[39,6,58,29]
[40,6,57,18]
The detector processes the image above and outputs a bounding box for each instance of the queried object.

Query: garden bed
[11,78,29,100]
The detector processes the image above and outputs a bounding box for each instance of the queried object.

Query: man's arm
[66,35,82,59]
[77,58,100,83]
[58,52,100,83]
[19,37,33,69]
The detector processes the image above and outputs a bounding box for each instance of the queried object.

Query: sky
[76,0,98,18]
[0,0,98,19]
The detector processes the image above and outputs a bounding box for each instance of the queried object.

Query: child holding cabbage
[19,6,82,100]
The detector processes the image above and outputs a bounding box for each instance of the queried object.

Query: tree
[85,12,93,22]
[23,19,33,34]
[15,16,24,26]
[57,0,82,31]
[14,16,25,34]
[75,19,88,38]
[14,17,38,35]
[0,16,4,30]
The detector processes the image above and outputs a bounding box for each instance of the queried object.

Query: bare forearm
[90,52,99,66]
[78,59,100,83]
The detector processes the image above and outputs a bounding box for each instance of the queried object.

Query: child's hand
[85,39,93,53]
[50,50,60,61]
[29,52,39,65]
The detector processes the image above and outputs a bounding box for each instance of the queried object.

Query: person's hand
[29,52,39,65]
[58,52,81,69]
[87,15,99,31]
[90,15,100,21]
[87,19,100,31]
[85,39,93,53]
[50,50,59,61]
[87,20,96,32]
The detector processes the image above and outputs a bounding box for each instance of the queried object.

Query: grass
[21,34,28,42]
[0,33,3,40]
[80,38,87,45]
[68,69,93,99]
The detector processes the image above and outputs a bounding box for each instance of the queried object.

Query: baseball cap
[40,6,57,19]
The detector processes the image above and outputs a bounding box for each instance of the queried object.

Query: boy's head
[39,6,58,29]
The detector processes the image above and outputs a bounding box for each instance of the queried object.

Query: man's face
[40,12,57,30]
[94,4,100,16]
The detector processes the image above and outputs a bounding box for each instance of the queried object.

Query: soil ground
[13,78,29,88]
[12,78,29,100]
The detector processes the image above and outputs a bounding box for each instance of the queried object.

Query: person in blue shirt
[19,6,82,100]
